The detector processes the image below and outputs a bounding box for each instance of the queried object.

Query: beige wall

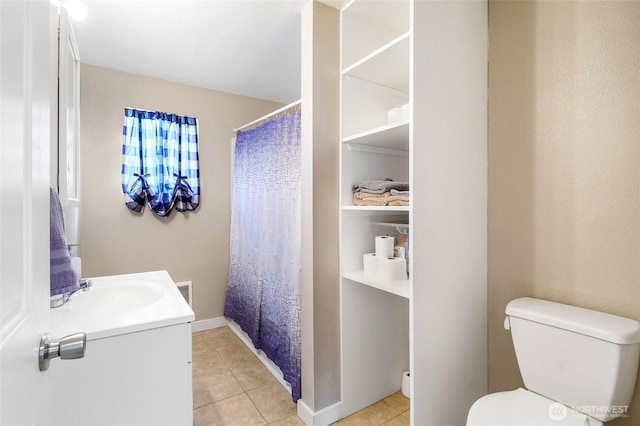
[300,1,341,414]
[79,64,281,320]
[489,1,640,424]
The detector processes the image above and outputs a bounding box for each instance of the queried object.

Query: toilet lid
[466,388,603,426]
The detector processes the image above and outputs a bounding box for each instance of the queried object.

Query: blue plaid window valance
[121,108,200,217]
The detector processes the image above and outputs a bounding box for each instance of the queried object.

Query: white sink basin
[69,280,165,316]
[51,270,195,340]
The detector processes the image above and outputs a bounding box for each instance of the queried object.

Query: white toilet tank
[506,297,640,422]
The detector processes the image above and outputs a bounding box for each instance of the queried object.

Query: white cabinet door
[0,1,53,424]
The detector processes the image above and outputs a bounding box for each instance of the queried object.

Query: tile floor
[192,327,410,426]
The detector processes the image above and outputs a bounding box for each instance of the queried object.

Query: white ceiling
[72,0,341,104]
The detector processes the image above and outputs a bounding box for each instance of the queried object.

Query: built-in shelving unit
[338,1,488,424]
[339,0,411,418]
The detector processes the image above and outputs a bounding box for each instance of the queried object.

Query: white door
[0,1,53,424]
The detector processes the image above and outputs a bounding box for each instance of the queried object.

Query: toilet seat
[466,388,603,426]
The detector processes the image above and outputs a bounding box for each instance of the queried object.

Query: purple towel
[50,188,79,296]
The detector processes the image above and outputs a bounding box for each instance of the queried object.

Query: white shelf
[342,205,409,212]
[343,270,410,299]
[342,121,409,151]
[341,0,410,68]
[345,143,408,158]
[343,32,410,93]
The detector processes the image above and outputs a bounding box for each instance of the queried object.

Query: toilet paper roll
[401,371,411,398]
[379,256,407,281]
[362,253,378,278]
[375,236,395,259]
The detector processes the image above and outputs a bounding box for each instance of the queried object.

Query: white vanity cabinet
[50,323,192,426]
[49,271,195,426]
[339,1,488,424]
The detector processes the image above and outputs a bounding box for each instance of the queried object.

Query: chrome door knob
[39,332,86,371]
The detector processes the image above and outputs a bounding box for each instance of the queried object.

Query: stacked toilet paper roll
[379,256,407,281]
[362,236,407,280]
[363,253,378,278]
[375,236,394,258]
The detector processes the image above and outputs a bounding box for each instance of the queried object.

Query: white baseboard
[297,400,343,426]
[191,316,229,333]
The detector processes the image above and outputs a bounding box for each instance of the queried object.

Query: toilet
[467,297,640,426]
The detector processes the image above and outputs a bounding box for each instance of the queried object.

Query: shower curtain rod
[234,99,301,132]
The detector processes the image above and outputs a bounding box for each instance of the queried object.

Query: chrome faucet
[50,279,92,308]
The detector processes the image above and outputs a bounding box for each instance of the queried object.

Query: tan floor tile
[193,368,244,409]
[334,401,397,426]
[381,414,409,426]
[207,326,235,337]
[213,330,245,347]
[267,414,305,426]
[193,349,229,377]
[195,327,246,355]
[194,328,413,426]
[247,382,296,423]
[382,392,410,414]
[333,417,354,425]
[193,329,222,355]
[193,329,216,339]
[217,341,260,367]
[229,359,280,391]
[194,393,266,426]
[213,326,243,340]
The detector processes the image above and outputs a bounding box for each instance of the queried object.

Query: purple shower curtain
[224,108,302,401]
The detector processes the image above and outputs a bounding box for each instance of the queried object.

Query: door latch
[38,332,86,371]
